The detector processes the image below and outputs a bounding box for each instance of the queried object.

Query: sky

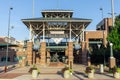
[0,0,120,40]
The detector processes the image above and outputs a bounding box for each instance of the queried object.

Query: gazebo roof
[41,9,74,18]
[22,9,92,38]
[41,9,73,12]
[22,17,92,22]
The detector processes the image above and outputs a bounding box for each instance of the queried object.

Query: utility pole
[111,0,115,27]
[32,0,34,18]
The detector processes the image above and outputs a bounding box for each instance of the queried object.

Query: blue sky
[0,0,120,40]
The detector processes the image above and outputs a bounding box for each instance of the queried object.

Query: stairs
[49,62,65,67]
[40,62,65,74]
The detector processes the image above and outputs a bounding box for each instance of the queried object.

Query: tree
[107,15,120,50]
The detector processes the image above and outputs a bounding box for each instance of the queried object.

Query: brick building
[0,36,25,62]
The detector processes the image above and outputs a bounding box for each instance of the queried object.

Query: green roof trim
[46,45,76,49]
[0,44,18,47]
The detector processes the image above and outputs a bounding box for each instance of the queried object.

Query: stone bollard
[100,64,104,73]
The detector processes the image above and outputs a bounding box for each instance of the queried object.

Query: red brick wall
[40,42,46,65]
[0,49,16,62]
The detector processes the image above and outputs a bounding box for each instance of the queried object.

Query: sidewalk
[0,64,117,80]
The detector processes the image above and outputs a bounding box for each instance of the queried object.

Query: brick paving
[0,63,119,80]
[0,73,26,79]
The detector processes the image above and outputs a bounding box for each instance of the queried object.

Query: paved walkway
[0,63,118,80]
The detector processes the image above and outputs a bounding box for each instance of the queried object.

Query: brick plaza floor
[0,63,118,80]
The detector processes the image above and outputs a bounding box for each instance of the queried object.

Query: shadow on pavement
[73,71,87,80]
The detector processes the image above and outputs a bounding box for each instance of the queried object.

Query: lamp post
[109,42,116,68]
[110,43,113,58]
[87,48,91,66]
[4,7,13,72]
[100,8,103,19]
[97,44,105,73]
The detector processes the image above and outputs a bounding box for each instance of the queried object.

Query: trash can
[100,64,104,73]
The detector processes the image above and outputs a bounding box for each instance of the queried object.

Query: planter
[70,72,72,75]
[114,72,120,79]
[88,72,94,79]
[63,70,70,79]
[32,70,38,78]
[100,64,104,73]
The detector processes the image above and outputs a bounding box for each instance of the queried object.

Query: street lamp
[110,43,113,58]
[109,42,116,68]
[5,7,13,72]
[100,8,103,19]
[97,44,101,49]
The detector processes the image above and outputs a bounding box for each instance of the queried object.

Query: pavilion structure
[22,9,92,67]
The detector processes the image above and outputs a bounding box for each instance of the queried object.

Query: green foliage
[69,68,73,73]
[61,65,69,73]
[113,66,120,73]
[85,66,95,74]
[107,15,120,50]
[109,66,120,74]
[90,45,110,65]
[108,69,113,73]
[28,64,40,74]
[61,65,73,74]
[33,64,37,68]
[117,68,120,73]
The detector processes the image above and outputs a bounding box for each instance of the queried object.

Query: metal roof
[41,9,73,13]
[22,17,92,22]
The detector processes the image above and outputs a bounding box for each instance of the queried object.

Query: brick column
[65,48,68,64]
[36,53,40,64]
[46,50,50,65]
[40,42,46,65]
[109,57,116,68]
[65,48,68,56]
[81,42,87,65]
[68,42,73,69]
[88,57,91,66]
[27,41,33,65]
[103,30,107,47]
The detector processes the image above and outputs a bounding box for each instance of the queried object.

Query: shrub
[113,66,120,73]
[61,65,69,73]
[85,66,95,74]
[28,64,40,74]
[61,65,73,74]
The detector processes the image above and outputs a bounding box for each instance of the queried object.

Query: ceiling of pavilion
[22,18,92,38]
[22,9,92,39]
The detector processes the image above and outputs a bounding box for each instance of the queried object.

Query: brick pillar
[65,48,68,64]
[68,42,73,69]
[36,54,40,64]
[27,42,33,65]
[47,50,50,65]
[109,57,116,68]
[65,48,68,56]
[81,42,87,65]
[103,30,108,47]
[40,42,46,65]
[88,57,91,66]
